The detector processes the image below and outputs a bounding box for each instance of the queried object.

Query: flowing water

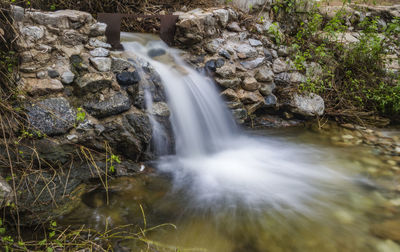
[60,33,400,251]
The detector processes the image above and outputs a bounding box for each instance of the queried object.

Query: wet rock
[23,78,64,96]
[90,22,107,36]
[116,71,140,86]
[205,60,217,72]
[47,69,59,78]
[242,77,260,91]
[246,101,264,114]
[90,57,111,72]
[274,72,291,86]
[259,82,276,96]
[215,78,241,88]
[237,89,264,104]
[102,110,152,160]
[61,71,75,84]
[226,101,243,109]
[89,47,109,57]
[227,22,242,32]
[255,66,274,82]
[84,92,131,118]
[263,48,274,62]
[236,44,258,59]
[148,48,166,58]
[249,38,262,47]
[150,102,170,117]
[218,49,231,59]
[291,93,325,117]
[0,176,12,208]
[215,58,225,68]
[111,57,134,73]
[264,94,277,107]
[216,64,236,78]
[272,58,288,73]
[240,57,265,69]
[26,97,76,135]
[89,38,111,48]
[221,88,239,101]
[75,72,113,94]
[232,108,248,123]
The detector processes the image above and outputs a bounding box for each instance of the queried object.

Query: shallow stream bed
[59,127,400,252]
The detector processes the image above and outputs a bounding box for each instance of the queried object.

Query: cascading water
[121,33,351,212]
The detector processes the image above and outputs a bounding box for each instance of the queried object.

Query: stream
[59,33,400,252]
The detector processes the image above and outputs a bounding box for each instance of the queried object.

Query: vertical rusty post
[97,13,179,49]
[97,13,123,50]
[159,15,179,46]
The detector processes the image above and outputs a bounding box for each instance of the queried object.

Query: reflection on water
[59,128,397,252]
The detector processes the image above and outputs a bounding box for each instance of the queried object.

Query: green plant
[268,22,283,45]
[76,107,86,122]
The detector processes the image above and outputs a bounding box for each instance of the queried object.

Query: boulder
[236,44,258,59]
[148,48,166,58]
[240,57,265,69]
[213,9,230,27]
[274,72,291,86]
[272,58,288,73]
[62,29,88,46]
[90,57,112,72]
[26,97,76,136]
[150,102,170,117]
[290,72,307,84]
[90,22,107,36]
[249,38,263,47]
[290,93,325,117]
[84,92,131,118]
[20,25,45,42]
[61,71,75,84]
[89,38,112,48]
[227,22,242,32]
[47,69,60,78]
[215,78,241,89]
[205,38,224,53]
[23,78,64,96]
[255,66,274,82]
[111,57,134,72]
[259,82,276,96]
[216,64,236,78]
[232,108,248,123]
[116,71,141,86]
[89,48,110,57]
[237,89,264,104]
[75,72,113,94]
[242,77,260,91]
[264,94,277,107]
[26,9,94,29]
[221,88,239,101]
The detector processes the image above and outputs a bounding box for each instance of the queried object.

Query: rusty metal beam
[97,13,179,50]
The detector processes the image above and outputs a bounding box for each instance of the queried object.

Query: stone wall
[173,7,325,124]
[11,5,170,162]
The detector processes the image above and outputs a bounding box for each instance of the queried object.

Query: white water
[121,33,350,213]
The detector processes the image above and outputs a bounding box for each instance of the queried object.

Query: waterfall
[121,33,347,212]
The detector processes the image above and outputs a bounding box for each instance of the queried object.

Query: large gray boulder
[84,92,131,118]
[26,97,76,136]
[290,93,325,117]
